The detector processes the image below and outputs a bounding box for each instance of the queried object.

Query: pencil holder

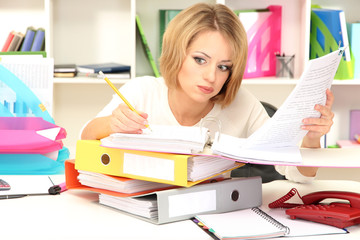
[276,55,295,78]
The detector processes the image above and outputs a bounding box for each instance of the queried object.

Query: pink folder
[0,117,66,154]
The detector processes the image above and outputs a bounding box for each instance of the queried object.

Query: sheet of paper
[246,49,343,148]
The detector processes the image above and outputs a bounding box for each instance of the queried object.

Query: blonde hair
[159,3,248,107]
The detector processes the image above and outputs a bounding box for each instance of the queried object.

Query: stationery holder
[0,64,69,174]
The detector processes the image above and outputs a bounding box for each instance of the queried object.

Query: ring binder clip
[199,117,221,145]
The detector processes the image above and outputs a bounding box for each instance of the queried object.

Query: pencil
[99,71,151,131]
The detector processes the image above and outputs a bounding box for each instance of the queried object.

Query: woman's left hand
[301,88,335,147]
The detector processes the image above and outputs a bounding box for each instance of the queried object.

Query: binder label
[168,190,216,218]
[123,153,175,181]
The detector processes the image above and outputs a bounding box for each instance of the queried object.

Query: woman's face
[177,30,232,104]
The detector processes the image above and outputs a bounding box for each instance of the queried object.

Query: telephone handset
[269,189,360,228]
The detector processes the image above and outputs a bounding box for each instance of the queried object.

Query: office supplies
[77,62,130,74]
[99,71,151,130]
[270,187,360,229]
[0,117,66,154]
[48,182,67,194]
[0,179,10,191]
[0,62,69,174]
[0,175,54,197]
[236,5,282,78]
[196,206,347,239]
[336,140,360,148]
[99,177,262,224]
[75,140,242,187]
[350,110,360,141]
[355,134,360,144]
[347,22,360,79]
[136,15,160,77]
[310,8,354,79]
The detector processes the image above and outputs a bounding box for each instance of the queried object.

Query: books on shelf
[159,9,181,52]
[136,15,160,77]
[1,31,15,52]
[77,62,130,74]
[54,64,77,78]
[30,28,45,52]
[347,22,360,79]
[20,26,36,51]
[310,7,354,79]
[195,207,347,240]
[6,32,24,52]
[77,71,130,79]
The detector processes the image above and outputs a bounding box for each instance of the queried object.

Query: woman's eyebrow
[194,51,232,63]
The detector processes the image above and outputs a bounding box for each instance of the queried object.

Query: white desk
[1,179,360,240]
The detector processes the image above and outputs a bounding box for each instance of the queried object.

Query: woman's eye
[218,65,230,71]
[194,57,206,64]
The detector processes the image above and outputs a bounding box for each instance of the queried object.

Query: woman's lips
[198,85,214,94]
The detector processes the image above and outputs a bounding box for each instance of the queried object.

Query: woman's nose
[203,64,216,82]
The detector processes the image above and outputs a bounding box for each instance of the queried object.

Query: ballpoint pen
[48,182,67,195]
[99,71,151,131]
[0,194,27,200]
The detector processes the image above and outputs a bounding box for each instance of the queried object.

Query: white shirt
[94,76,314,183]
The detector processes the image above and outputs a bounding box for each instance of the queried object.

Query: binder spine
[252,207,290,234]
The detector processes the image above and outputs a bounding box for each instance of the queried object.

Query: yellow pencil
[99,71,151,131]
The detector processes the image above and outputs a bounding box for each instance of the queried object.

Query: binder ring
[199,117,221,143]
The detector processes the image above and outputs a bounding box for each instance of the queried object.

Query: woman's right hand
[109,103,149,134]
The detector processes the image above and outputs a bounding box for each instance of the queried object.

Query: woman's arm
[81,103,149,140]
[297,89,335,177]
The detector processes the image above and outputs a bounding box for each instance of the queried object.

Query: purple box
[350,110,360,140]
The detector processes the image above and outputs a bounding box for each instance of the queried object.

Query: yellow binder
[75,140,242,187]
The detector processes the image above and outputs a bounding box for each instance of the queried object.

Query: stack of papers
[101,125,210,154]
[99,194,158,220]
[78,170,172,194]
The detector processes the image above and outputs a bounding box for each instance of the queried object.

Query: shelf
[53,77,129,85]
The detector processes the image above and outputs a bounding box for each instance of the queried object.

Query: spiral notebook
[195,207,347,240]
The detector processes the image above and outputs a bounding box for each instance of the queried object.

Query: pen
[99,71,151,131]
[48,182,67,195]
[0,194,27,200]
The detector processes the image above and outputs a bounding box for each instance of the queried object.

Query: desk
[1,179,360,240]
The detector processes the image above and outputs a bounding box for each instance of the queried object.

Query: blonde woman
[81,3,334,183]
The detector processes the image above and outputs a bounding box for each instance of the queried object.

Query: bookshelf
[0,0,359,181]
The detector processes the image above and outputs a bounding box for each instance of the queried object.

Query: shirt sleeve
[275,165,315,183]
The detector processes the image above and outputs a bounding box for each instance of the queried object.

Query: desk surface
[1,178,360,240]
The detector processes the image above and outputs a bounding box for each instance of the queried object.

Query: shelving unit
[1,0,359,180]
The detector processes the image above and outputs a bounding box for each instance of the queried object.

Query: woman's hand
[301,89,335,148]
[297,89,334,177]
[109,103,149,134]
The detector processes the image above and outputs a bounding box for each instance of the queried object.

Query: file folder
[65,159,177,197]
[75,140,243,187]
[102,177,262,224]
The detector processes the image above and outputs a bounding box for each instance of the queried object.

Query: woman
[81,3,334,183]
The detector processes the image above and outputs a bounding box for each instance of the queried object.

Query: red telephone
[269,189,360,228]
